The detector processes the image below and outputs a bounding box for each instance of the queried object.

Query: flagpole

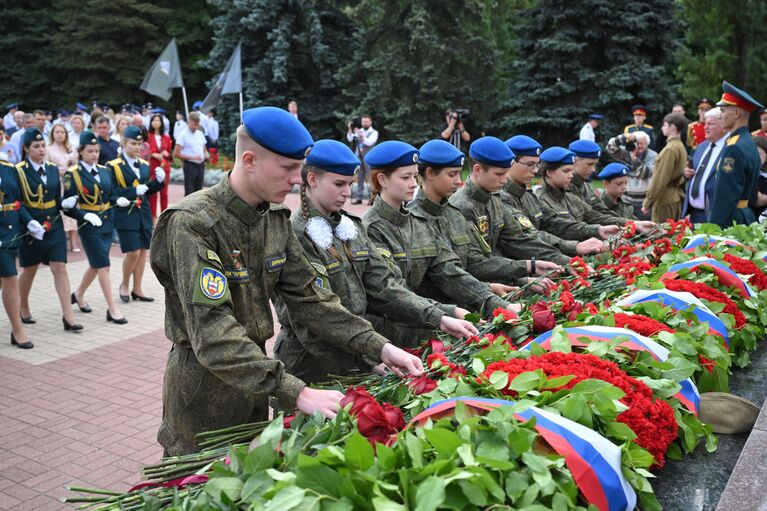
[181,87,190,120]
[239,92,243,121]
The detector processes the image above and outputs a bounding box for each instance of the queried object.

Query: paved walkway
[0,182,369,510]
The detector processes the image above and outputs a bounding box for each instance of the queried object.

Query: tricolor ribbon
[682,234,749,253]
[522,325,700,414]
[410,397,637,511]
[661,256,755,298]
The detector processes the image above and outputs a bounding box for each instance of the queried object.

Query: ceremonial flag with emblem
[409,397,637,511]
[140,38,184,102]
[200,43,242,114]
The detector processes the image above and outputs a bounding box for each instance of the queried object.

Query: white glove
[27,220,45,240]
[116,197,130,207]
[155,168,165,183]
[83,212,103,227]
[135,184,149,196]
[61,196,78,209]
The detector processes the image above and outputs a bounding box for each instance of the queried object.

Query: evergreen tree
[498,0,682,146]
[206,0,357,154]
[340,0,526,145]
[677,0,767,119]
[50,0,171,108]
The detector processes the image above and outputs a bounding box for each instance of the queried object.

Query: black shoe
[11,333,33,349]
[107,311,128,325]
[131,291,154,302]
[71,292,92,313]
[119,287,130,303]
[62,316,84,332]
[20,315,36,324]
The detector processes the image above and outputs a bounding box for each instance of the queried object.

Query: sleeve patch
[194,267,228,303]
[265,253,287,272]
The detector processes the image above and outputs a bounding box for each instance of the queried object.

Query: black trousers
[183,161,205,196]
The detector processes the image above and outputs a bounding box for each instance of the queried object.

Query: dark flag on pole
[140,38,184,101]
[200,43,242,114]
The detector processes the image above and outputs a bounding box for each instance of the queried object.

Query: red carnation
[427,338,445,354]
[569,256,589,276]
[623,221,637,238]
[408,375,438,395]
[11,200,20,211]
[42,220,51,231]
[585,302,599,315]
[493,306,517,322]
[723,254,767,291]
[653,238,672,256]
[566,302,583,321]
[613,312,675,337]
[82,186,90,196]
[663,279,746,329]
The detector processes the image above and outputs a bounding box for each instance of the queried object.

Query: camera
[350,117,362,130]
[451,108,470,121]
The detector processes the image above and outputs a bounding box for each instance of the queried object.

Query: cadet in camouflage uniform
[361,140,520,319]
[568,139,623,220]
[502,136,613,256]
[150,108,423,455]
[449,137,571,268]
[597,163,636,219]
[274,140,477,382]
[408,140,543,300]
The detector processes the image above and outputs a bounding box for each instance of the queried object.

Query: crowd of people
[0,100,220,349]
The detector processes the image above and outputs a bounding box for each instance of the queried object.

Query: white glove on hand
[154,168,165,183]
[27,220,45,240]
[135,184,149,196]
[83,212,103,227]
[116,197,130,207]
[61,196,78,209]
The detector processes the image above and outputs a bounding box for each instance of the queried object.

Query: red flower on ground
[723,254,767,291]
[341,386,405,445]
[653,238,673,256]
[408,375,438,395]
[663,279,746,329]
[585,303,599,315]
[530,301,556,333]
[613,312,675,337]
[427,339,445,354]
[569,256,589,276]
[493,306,517,322]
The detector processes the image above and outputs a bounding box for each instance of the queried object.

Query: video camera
[450,108,470,122]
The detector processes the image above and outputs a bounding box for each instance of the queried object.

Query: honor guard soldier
[62,130,127,324]
[109,125,165,303]
[150,107,423,455]
[688,98,714,151]
[0,160,34,348]
[15,128,82,331]
[709,81,764,227]
[624,105,654,149]
[597,163,635,219]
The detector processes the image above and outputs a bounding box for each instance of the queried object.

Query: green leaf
[345,431,375,471]
[265,486,306,510]
[471,357,485,375]
[259,416,285,450]
[425,428,463,457]
[295,461,344,498]
[414,476,446,511]
[405,432,423,468]
[508,371,542,393]
[464,312,481,324]
[660,356,699,381]
[371,496,407,511]
[457,480,487,506]
[505,471,529,501]
[605,421,637,441]
[241,472,274,502]
[488,370,509,390]
[203,476,243,502]
[376,443,398,472]
[541,374,575,390]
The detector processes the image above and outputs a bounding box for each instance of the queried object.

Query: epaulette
[727,135,740,146]
[15,161,25,170]
[67,164,78,173]
[108,158,122,167]
[138,158,148,165]
[644,124,653,129]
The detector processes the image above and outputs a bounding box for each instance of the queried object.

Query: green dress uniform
[363,196,512,318]
[600,194,635,219]
[0,162,32,276]
[449,179,570,265]
[407,193,528,294]
[62,162,116,268]
[709,126,761,226]
[624,123,654,148]
[151,175,390,455]
[16,159,69,266]
[274,204,445,382]
[109,155,162,253]
[537,181,628,227]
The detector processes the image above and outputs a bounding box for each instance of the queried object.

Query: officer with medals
[150,107,423,455]
[624,104,654,149]
[0,160,34,348]
[275,139,477,382]
[709,81,764,227]
[16,128,83,332]
[108,126,165,303]
[62,130,127,324]
[597,163,635,219]
[501,136,611,256]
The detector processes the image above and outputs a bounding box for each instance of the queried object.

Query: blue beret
[418,140,465,167]
[469,136,515,168]
[540,147,576,165]
[505,135,542,157]
[122,125,144,141]
[192,100,204,109]
[22,128,44,145]
[307,139,360,176]
[79,130,98,146]
[717,80,764,113]
[241,106,314,160]
[568,140,601,159]
[598,163,630,180]
[364,140,419,168]
[588,114,603,120]
[75,102,87,111]
[6,103,17,110]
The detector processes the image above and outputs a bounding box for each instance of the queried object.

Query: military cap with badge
[417,139,464,168]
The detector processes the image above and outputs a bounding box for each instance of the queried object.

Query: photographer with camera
[346,114,378,204]
[605,131,657,220]
[441,109,471,150]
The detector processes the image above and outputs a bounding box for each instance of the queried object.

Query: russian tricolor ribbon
[661,256,755,298]
[682,234,749,253]
[410,397,637,511]
[522,325,700,414]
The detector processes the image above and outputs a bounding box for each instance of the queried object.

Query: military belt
[25,199,56,209]
[0,203,19,212]
[737,200,748,209]
[80,203,111,212]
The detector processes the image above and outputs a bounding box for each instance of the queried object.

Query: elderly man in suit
[681,108,729,223]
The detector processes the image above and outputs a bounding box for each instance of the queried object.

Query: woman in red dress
[147,114,172,221]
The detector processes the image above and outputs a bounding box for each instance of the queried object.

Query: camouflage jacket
[600,193,636,220]
[537,181,628,226]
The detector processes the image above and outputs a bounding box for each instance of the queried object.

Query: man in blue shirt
[95,116,119,166]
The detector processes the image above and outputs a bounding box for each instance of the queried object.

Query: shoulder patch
[310,262,330,289]
[205,249,222,266]
[721,157,735,173]
[199,267,227,300]
[375,247,392,259]
[265,253,287,272]
[63,172,72,191]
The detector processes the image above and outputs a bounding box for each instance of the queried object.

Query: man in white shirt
[173,112,209,196]
[682,107,728,223]
[579,114,602,142]
[206,110,219,148]
[3,103,18,131]
[191,101,211,136]
[8,113,35,164]
[173,111,187,141]
[346,114,378,204]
